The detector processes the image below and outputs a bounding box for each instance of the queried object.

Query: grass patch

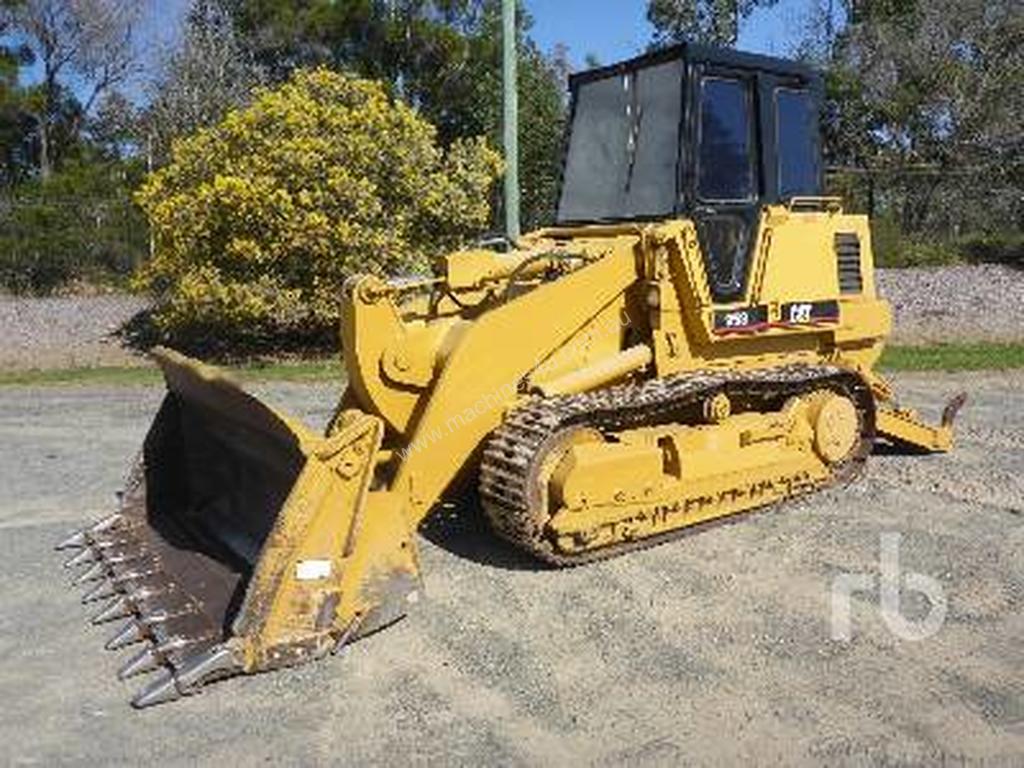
[235,358,343,383]
[0,358,342,387]
[880,343,1024,371]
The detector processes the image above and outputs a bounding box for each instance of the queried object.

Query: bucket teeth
[63,547,98,569]
[111,565,160,586]
[81,580,118,604]
[57,513,125,551]
[128,584,165,602]
[132,670,181,709]
[140,611,172,627]
[118,646,162,680]
[55,530,88,551]
[92,596,133,625]
[73,561,108,585]
[107,620,145,651]
[90,513,124,534]
[130,645,242,709]
[103,551,142,567]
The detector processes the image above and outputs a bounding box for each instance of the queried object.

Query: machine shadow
[418,492,551,572]
[872,439,933,457]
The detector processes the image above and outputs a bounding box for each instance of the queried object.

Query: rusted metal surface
[57,387,308,706]
[57,356,420,708]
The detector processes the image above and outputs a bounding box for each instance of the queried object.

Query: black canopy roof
[556,43,824,225]
[569,43,820,91]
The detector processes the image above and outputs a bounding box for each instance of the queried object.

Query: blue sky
[526,0,822,68]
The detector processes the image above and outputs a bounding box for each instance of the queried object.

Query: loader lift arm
[392,245,640,525]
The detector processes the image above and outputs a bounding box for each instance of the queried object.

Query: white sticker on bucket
[296,559,332,581]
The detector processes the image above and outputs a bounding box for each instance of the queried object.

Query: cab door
[691,69,760,303]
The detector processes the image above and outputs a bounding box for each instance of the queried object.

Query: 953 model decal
[712,305,770,334]
[712,300,840,336]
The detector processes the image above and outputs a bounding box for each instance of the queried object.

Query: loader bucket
[57,349,420,707]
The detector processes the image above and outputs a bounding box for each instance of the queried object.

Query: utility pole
[825,0,836,57]
[146,133,154,267]
[502,0,520,241]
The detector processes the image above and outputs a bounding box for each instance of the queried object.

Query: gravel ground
[1,264,1021,373]
[876,264,1024,345]
[0,373,1021,766]
[0,294,149,371]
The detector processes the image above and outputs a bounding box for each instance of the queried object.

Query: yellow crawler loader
[58,44,965,707]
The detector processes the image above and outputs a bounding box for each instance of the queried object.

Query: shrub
[957,232,1024,268]
[870,215,961,268]
[0,202,80,293]
[0,160,148,294]
[871,218,1023,270]
[135,67,502,350]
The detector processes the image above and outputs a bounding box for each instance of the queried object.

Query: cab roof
[569,43,821,92]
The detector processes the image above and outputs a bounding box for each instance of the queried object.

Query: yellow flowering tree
[135,67,501,348]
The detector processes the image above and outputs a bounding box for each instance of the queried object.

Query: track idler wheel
[805,390,861,465]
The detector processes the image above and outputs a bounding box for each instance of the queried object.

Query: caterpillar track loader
[58,44,965,707]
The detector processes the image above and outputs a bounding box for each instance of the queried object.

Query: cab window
[698,77,755,202]
[776,88,820,199]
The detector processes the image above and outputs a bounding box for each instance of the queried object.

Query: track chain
[479,364,875,566]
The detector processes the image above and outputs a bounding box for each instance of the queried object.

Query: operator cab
[557,44,824,302]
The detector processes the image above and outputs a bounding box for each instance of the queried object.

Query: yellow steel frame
[149,203,959,676]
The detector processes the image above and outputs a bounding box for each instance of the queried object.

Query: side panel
[649,208,891,376]
[756,208,890,371]
[755,211,840,301]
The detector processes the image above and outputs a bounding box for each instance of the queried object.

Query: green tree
[143,0,266,165]
[0,0,30,186]
[825,0,1023,236]
[418,3,566,231]
[647,0,780,46]
[0,157,148,293]
[228,0,568,230]
[134,68,501,349]
[89,90,139,160]
[0,1,19,92]
[5,0,139,178]
[228,0,484,91]
[0,1,151,296]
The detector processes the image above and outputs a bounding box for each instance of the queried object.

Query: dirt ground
[0,372,1021,766]
[0,294,149,371]
[2,264,1022,373]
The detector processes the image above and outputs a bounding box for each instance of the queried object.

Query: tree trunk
[37,115,51,180]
